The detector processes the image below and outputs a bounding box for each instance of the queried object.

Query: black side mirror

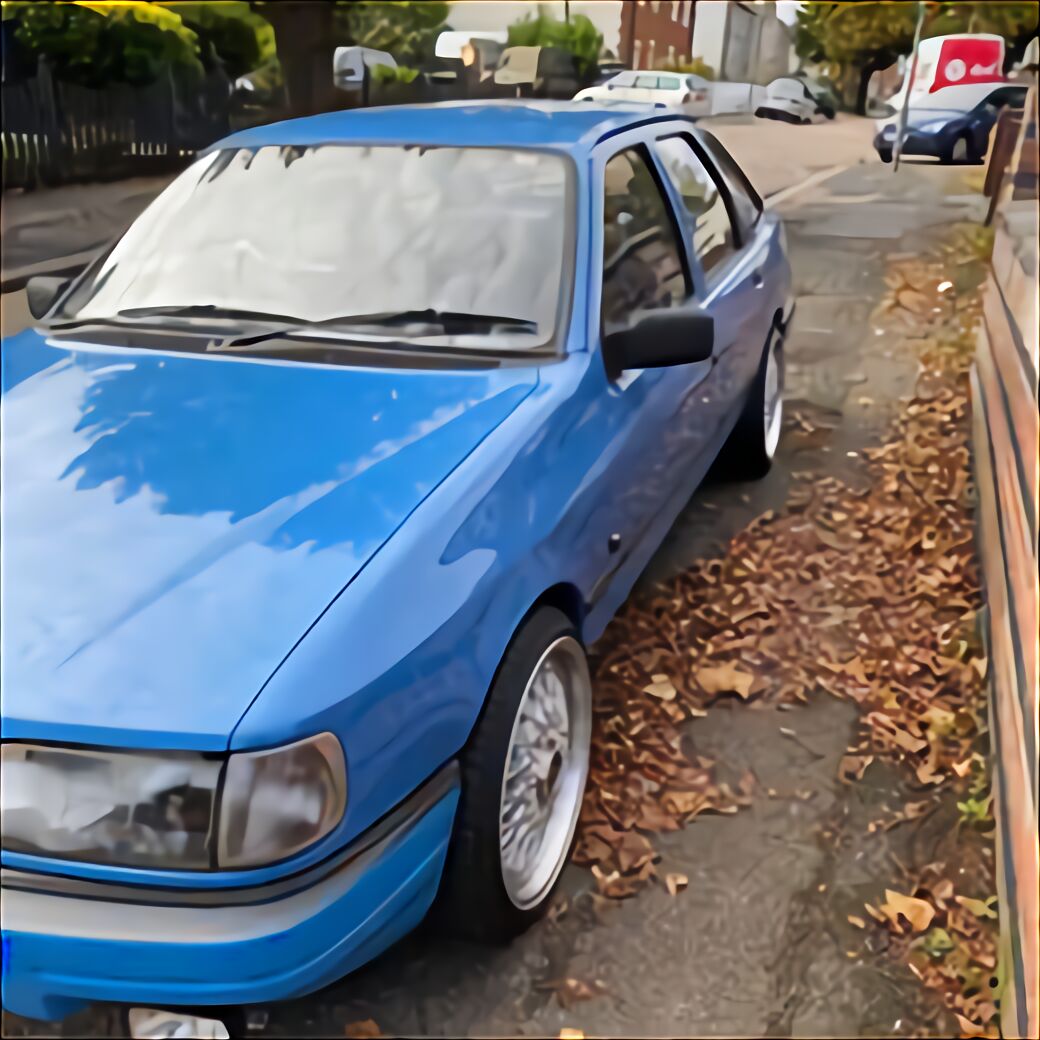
[603,307,714,381]
[26,275,71,319]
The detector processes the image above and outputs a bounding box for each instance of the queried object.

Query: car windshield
[57,144,572,352]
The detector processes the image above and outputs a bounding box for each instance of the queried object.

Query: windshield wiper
[217,309,539,351]
[48,304,305,332]
[321,309,538,332]
[113,304,306,324]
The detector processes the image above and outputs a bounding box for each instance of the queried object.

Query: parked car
[574,70,712,117]
[755,76,832,124]
[1,101,791,1038]
[494,45,579,98]
[874,83,1027,162]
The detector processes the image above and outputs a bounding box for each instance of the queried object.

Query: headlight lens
[217,733,346,869]
[0,734,346,871]
[0,744,221,868]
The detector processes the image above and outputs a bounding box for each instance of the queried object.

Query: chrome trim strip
[1,762,458,910]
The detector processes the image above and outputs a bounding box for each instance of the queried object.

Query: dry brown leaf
[838,753,874,783]
[643,674,677,701]
[558,1030,585,1040]
[345,1020,381,1040]
[879,889,935,933]
[665,872,688,895]
[695,664,754,698]
[847,915,866,929]
[954,1013,987,1037]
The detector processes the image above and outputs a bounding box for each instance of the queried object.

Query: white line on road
[765,164,848,209]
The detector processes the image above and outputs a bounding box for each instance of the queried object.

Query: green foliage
[659,56,716,80]
[370,62,420,84]
[796,1,1039,71]
[336,1,449,68]
[3,1,204,87]
[506,5,604,76]
[920,926,956,959]
[162,2,276,79]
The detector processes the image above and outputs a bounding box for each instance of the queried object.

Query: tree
[795,1,1040,114]
[2,0,204,87]
[162,2,276,80]
[506,5,604,77]
[335,1,450,69]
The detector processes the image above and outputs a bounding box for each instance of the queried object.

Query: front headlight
[0,734,346,870]
[217,733,346,868]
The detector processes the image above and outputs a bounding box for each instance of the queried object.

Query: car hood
[1,330,537,750]
[877,108,967,132]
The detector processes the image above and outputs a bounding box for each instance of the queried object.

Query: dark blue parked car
[874,84,1027,163]
[1,101,791,1035]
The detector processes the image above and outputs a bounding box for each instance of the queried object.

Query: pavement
[1,120,989,1038]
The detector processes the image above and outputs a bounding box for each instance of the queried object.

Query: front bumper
[1,764,460,1022]
[873,129,943,158]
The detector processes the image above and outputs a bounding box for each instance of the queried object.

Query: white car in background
[755,77,834,124]
[574,70,711,117]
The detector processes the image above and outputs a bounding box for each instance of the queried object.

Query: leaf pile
[575,225,997,1035]
[861,869,1000,1038]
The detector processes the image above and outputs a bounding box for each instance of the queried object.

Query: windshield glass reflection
[59,144,571,352]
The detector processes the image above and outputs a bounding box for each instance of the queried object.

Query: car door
[652,131,773,436]
[579,140,714,612]
[632,73,663,105]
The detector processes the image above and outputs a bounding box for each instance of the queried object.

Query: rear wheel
[436,607,592,941]
[944,135,970,163]
[716,330,784,480]
[877,147,893,163]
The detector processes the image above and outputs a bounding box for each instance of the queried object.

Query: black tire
[434,606,587,943]
[877,147,893,163]
[942,133,970,164]
[715,329,783,480]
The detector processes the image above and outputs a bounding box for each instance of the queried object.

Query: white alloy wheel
[498,635,591,910]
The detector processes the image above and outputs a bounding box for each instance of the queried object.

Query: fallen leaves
[344,1020,381,1040]
[537,977,603,1009]
[875,889,936,933]
[571,225,997,1038]
[664,872,688,895]
[694,664,755,698]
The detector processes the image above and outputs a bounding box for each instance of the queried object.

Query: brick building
[619,1,696,70]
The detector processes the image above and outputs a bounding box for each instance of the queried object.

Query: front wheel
[435,607,592,941]
[943,135,970,164]
[716,330,784,480]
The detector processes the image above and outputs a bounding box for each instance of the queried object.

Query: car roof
[206,100,692,157]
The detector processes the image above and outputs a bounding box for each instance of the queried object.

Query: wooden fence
[1,62,231,190]
[972,83,1039,1040]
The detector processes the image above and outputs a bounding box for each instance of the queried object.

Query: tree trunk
[856,62,874,116]
[255,1,340,118]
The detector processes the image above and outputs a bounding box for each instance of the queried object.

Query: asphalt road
[2,131,988,1038]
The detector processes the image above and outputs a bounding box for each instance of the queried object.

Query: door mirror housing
[26,275,71,320]
[602,307,714,381]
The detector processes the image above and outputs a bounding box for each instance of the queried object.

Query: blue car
[1,101,791,1034]
[874,83,1027,163]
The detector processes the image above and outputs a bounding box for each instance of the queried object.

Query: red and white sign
[930,36,1005,92]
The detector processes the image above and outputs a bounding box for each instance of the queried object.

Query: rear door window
[634,74,660,91]
[697,132,763,238]
[654,135,737,275]
[657,76,681,91]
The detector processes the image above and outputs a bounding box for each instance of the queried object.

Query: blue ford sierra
[1,101,791,1034]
